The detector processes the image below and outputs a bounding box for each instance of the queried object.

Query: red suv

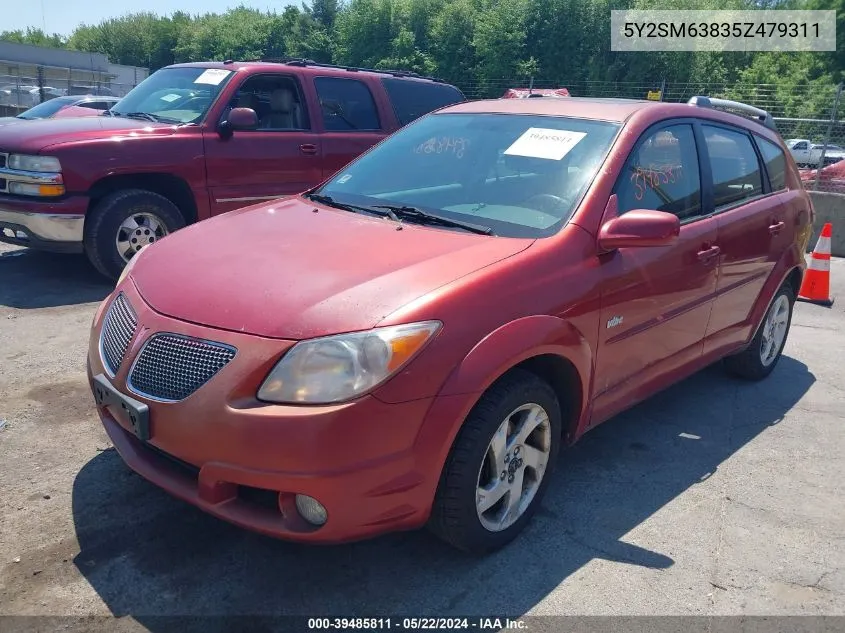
[0,60,465,278]
[87,95,813,553]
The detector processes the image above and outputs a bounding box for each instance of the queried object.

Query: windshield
[18,96,75,119]
[314,113,620,238]
[110,67,234,124]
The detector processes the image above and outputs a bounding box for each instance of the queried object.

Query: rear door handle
[769,220,785,235]
[300,143,318,155]
[697,245,720,263]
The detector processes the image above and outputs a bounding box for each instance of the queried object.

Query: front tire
[428,369,562,554]
[83,189,185,280]
[723,284,795,381]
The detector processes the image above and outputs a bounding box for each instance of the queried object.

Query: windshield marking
[503,127,587,161]
[194,69,231,86]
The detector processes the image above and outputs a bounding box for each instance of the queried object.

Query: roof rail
[687,96,777,131]
[253,57,446,83]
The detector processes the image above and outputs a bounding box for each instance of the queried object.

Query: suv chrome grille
[100,293,138,375]
[128,334,236,402]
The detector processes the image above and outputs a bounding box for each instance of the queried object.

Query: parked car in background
[785,138,845,167]
[0,85,64,108]
[0,59,466,278]
[0,95,120,127]
[68,85,116,97]
[87,95,811,553]
[798,158,845,193]
[502,87,570,98]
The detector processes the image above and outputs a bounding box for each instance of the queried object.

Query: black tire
[83,189,185,280]
[723,284,795,381]
[428,369,562,554]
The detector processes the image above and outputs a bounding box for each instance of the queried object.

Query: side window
[702,125,763,209]
[229,74,309,131]
[314,77,380,132]
[78,101,108,110]
[616,124,702,221]
[794,141,808,150]
[381,78,465,126]
[755,136,787,191]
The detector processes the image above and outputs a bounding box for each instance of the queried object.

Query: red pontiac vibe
[87,95,813,553]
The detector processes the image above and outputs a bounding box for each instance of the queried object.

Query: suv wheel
[724,284,795,380]
[428,369,562,554]
[84,189,185,280]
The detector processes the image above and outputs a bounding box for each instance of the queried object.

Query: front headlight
[257,320,442,404]
[7,154,62,173]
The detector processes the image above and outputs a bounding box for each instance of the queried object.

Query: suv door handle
[300,143,318,155]
[769,220,785,235]
[697,244,720,263]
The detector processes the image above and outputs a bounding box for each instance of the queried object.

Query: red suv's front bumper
[0,194,89,252]
[86,280,468,543]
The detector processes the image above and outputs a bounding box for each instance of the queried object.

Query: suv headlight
[7,154,62,173]
[257,321,442,404]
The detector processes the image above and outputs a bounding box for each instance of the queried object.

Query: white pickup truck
[785,138,845,168]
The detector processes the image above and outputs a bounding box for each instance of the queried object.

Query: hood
[0,116,178,153]
[131,197,533,339]
[0,117,22,128]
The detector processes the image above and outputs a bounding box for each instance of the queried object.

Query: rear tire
[428,369,562,554]
[83,189,185,280]
[723,284,794,381]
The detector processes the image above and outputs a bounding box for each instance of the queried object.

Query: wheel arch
[87,173,198,226]
[427,315,594,456]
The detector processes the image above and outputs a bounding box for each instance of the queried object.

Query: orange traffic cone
[797,222,834,307]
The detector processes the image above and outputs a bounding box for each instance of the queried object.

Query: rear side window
[616,124,703,221]
[702,126,763,209]
[381,78,465,126]
[755,136,787,191]
[314,77,380,132]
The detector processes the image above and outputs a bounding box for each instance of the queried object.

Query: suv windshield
[314,112,620,238]
[109,67,234,124]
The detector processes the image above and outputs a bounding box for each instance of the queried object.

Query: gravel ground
[0,241,843,629]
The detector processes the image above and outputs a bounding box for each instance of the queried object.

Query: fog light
[295,494,327,526]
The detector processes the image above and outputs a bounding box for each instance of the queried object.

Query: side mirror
[598,208,680,251]
[219,107,258,136]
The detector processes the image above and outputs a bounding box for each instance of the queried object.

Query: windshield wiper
[113,111,180,124]
[372,204,493,235]
[304,193,399,219]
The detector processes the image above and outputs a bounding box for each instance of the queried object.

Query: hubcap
[760,294,790,366]
[476,403,552,532]
[116,213,168,263]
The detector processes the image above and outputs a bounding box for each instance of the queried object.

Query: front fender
[409,315,595,514]
[438,315,593,400]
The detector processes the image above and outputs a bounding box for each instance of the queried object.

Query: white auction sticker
[194,69,230,86]
[159,93,181,102]
[504,128,587,160]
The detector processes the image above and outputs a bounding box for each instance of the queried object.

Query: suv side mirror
[219,107,258,136]
[598,209,680,251]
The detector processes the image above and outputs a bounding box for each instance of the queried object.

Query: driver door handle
[300,143,318,155]
[697,244,720,263]
[769,220,785,235]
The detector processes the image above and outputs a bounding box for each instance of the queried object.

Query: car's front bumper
[85,281,464,544]
[0,195,87,252]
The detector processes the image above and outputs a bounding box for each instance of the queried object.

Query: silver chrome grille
[100,293,138,375]
[128,334,236,402]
